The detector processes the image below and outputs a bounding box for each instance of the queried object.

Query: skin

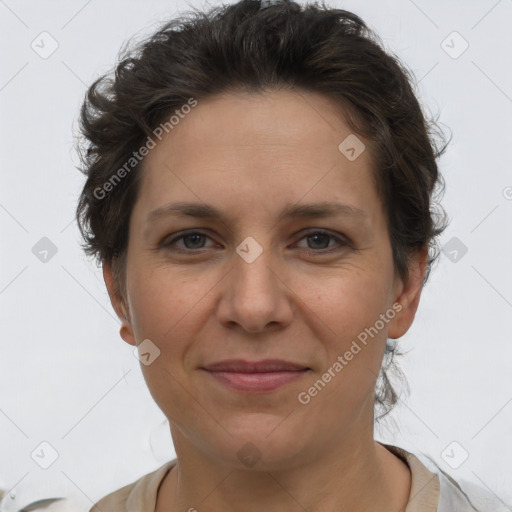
[103,88,428,512]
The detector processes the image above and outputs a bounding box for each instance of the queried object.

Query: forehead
[133,88,380,222]
[146,89,361,161]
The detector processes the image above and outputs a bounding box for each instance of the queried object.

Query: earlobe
[102,261,137,346]
[387,245,428,340]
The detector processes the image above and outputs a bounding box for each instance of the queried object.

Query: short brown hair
[75,0,449,420]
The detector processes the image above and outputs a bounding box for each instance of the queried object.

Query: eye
[161,231,217,252]
[294,230,349,253]
[160,229,350,254]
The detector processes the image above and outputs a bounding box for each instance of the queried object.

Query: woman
[75,0,505,510]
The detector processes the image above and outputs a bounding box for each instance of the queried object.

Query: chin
[211,416,312,471]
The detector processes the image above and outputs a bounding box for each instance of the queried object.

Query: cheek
[305,264,394,391]
[127,269,208,419]
[127,266,217,382]
[307,265,393,339]
[127,263,197,337]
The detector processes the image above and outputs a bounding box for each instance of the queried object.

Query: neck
[156,430,411,512]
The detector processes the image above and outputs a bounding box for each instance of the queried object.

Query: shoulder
[382,443,510,512]
[89,480,133,512]
[89,460,176,512]
[404,445,508,512]
[436,468,510,512]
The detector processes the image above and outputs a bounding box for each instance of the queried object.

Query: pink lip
[201,359,310,392]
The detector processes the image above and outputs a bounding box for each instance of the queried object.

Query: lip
[202,359,309,372]
[201,359,311,392]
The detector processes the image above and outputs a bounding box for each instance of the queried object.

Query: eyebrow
[145,201,367,225]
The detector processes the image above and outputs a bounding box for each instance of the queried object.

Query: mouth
[200,359,311,392]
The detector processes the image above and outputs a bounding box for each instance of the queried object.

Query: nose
[216,245,294,334]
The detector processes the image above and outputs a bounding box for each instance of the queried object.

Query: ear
[102,260,136,346]
[387,244,428,340]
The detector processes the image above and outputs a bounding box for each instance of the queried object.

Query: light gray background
[1,0,511,510]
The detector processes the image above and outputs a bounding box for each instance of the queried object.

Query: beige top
[89,443,449,512]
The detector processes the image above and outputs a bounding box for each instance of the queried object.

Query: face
[104,88,425,470]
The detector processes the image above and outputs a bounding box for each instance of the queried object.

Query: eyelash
[160,229,351,255]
